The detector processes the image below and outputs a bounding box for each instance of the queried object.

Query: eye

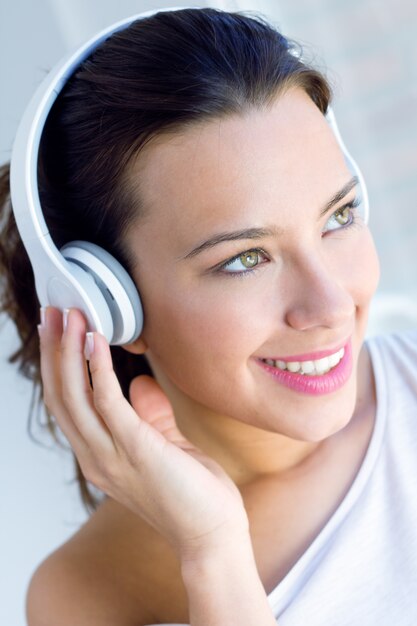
[324,198,361,233]
[218,248,268,276]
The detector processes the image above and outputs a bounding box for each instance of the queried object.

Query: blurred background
[0,1,416,623]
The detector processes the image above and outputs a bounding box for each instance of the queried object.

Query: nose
[283,253,355,332]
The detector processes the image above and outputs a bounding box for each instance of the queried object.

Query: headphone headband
[10,7,193,244]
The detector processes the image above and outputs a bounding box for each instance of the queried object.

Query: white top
[146,328,417,625]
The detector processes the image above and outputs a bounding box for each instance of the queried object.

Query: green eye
[334,207,351,225]
[325,198,361,232]
[220,248,266,274]
[239,251,259,268]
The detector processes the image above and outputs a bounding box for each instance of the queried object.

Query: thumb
[129,375,194,449]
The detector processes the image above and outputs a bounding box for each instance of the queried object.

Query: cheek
[346,229,381,302]
[140,273,278,414]
[144,279,267,373]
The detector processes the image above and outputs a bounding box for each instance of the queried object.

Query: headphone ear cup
[60,241,143,345]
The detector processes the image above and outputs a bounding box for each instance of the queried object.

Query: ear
[119,334,149,355]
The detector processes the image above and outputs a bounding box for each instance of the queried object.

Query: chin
[259,380,358,443]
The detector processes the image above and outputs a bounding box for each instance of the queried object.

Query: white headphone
[9,6,369,346]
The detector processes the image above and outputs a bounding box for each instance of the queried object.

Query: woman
[1,6,416,625]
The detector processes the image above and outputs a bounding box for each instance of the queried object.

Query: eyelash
[215,198,362,279]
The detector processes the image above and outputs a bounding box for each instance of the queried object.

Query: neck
[175,406,322,485]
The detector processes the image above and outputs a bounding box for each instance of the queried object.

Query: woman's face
[124,87,380,443]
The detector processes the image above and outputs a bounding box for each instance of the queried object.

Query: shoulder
[367,328,417,448]
[367,326,417,356]
[26,497,188,626]
[367,327,417,384]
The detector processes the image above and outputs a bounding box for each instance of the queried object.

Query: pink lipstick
[255,338,353,396]
[264,339,349,363]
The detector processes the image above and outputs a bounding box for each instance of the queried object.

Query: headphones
[9,6,369,346]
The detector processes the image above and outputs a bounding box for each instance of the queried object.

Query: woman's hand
[37,306,249,562]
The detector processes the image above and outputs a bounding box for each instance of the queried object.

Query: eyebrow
[181,175,359,260]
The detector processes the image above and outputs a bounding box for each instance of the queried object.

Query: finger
[59,308,115,454]
[90,332,166,450]
[129,376,195,449]
[38,307,87,452]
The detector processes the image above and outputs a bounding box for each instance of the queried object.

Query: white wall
[1,2,416,624]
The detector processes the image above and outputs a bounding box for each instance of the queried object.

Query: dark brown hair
[0,7,332,513]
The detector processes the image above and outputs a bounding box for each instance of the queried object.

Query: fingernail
[40,306,46,328]
[63,308,70,332]
[84,332,94,360]
[37,323,43,338]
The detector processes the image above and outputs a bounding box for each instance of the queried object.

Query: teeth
[314,356,330,374]
[328,348,344,367]
[287,361,301,372]
[300,361,315,375]
[262,347,345,376]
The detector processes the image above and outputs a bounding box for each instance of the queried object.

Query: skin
[37,86,380,565]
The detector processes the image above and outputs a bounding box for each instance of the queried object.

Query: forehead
[128,88,348,249]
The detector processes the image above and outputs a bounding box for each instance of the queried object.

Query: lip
[259,336,351,363]
[255,338,353,396]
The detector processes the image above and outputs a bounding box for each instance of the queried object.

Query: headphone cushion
[60,240,143,344]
